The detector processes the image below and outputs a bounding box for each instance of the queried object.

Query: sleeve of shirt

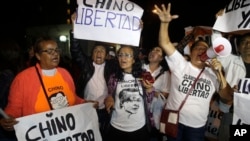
[5,73,25,118]
[165,50,187,73]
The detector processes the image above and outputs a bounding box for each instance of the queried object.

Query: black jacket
[70,32,115,98]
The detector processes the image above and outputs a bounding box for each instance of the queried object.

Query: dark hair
[115,45,143,80]
[183,54,191,61]
[139,47,147,55]
[144,46,169,72]
[91,41,109,56]
[0,38,23,74]
[34,36,56,54]
[236,33,250,47]
[190,39,209,52]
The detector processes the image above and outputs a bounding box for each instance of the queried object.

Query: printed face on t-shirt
[49,92,69,109]
[119,88,142,117]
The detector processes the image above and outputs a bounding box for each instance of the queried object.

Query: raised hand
[153,3,179,23]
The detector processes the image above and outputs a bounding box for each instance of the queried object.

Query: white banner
[74,0,144,46]
[233,78,250,125]
[213,0,250,33]
[14,103,102,141]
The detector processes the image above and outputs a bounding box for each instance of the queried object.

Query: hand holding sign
[0,109,18,131]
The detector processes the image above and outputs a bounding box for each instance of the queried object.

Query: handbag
[159,68,204,138]
[160,108,179,137]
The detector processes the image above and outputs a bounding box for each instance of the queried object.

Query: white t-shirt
[84,62,107,109]
[217,54,246,87]
[165,50,219,127]
[111,73,146,131]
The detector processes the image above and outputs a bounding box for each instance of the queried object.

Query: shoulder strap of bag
[178,68,205,111]
[154,69,164,80]
[35,66,53,110]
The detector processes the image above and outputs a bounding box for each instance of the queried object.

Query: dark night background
[0,0,231,50]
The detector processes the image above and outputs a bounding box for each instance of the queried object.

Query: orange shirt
[5,64,84,118]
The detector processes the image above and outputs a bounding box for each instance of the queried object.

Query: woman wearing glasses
[104,45,155,141]
[0,36,85,132]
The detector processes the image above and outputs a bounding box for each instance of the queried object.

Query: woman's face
[117,46,135,73]
[92,45,107,64]
[190,41,208,69]
[148,47,163,63]
[36,40,60,70]
[238,36,250,57]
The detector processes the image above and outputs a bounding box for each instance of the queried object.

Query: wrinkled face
[148,47,163,63]
[190,41,208,68]
[92,45,107,64]
[36,40,60,70]
[238,36,250,57]
[117,46,135,73]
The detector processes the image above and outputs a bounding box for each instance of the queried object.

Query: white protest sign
[213,0,250,33]
[233,78,250,125]
[205,100,222,139]
[14,103,102,141]
[74,0,144,46]
[237,78,250,94]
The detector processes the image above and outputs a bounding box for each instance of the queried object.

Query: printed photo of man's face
[49,92,69,110]
[119,88,142,117]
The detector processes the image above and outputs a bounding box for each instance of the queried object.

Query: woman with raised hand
[154,3,233,141]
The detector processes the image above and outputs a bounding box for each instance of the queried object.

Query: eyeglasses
[118,53,133,58]
[40,48,61,55]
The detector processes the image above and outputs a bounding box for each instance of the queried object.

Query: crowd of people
[0,1,249,141]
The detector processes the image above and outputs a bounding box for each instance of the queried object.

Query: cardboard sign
[14,103,102,141]
[213,0,250,33]
[233,78,250,125]
[74,0,144,46]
